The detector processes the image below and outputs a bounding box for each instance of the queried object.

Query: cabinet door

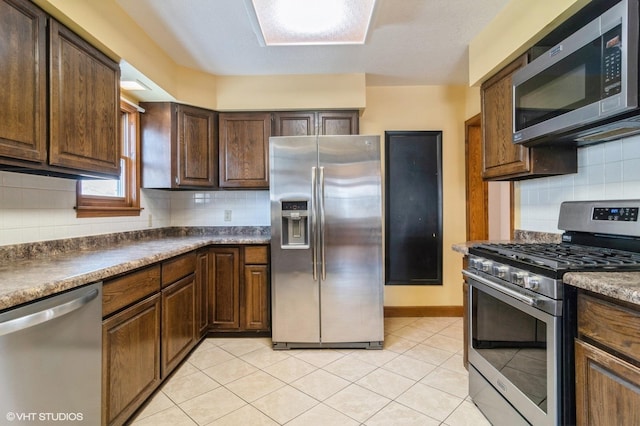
[49,20,121,177]
[177,104,218,187]
[575,339,640,425]
[0,0,47,164]
[480,56,577,180]
[102,294,161,426]
[318,111,359,135]
[161,274,196,377]
[219,113,271,188]
[209,247,240,329]
[273,111,315,136]
[481,55,530,179]
[196,250,209,337]
[244,264,269,330]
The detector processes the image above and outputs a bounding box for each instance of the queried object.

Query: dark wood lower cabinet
[575,340,640,425]
[102,245,270,424]
[209,247,241,329]
[196,250,209,337]
[575,292,640,425]
[209,245,270,332]
[244,264,269,330]
[102,294,161,426]
[161,274,197,377]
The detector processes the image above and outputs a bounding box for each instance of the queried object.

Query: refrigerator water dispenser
[281,200,309,248]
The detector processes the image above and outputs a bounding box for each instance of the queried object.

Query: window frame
[75,100,142,218]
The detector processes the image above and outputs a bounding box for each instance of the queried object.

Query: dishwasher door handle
[0,288,99,337]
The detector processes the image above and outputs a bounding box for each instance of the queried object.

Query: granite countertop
[451,230,563,255]
[0,227,270,312]
[563,271,640,306]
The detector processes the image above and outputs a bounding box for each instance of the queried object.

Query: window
[75,101,142,217]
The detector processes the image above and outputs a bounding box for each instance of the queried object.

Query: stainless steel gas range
[464,200,640,426]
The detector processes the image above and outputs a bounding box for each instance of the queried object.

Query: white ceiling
[116,0,510,87]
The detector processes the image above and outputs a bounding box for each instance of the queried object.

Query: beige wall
[465,86,481,119]
[33,0,471,308]
[216,74,366,111]
[469,0,589,86]
[33,0,367,111]
[362,86,468,306]
[34,0,181,97]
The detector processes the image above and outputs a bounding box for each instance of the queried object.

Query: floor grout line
[130,317,490,426]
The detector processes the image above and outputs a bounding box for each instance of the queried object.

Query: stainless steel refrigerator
[269,135,383,349]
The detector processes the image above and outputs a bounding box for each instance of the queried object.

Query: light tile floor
[130,317,491,425]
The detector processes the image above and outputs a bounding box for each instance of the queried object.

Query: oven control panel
[467,255,561,300]
[559,200,640,236]
[592,207,639,221]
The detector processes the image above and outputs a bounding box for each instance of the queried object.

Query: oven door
[464,270,561,426]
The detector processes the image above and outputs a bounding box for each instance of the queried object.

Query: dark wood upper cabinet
[49,20,121,177]
[317,111,359,135]
[0,0,47,165]
[481,55,577,180]
[0,0,121,179]
[141,102,218,189]
[273,110,359,136]
[273,111,315,136]
[218,112,271,188]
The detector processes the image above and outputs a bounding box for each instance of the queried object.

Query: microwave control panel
[602,25,623,97]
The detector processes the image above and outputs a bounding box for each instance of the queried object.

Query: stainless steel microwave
[513,0,640,146]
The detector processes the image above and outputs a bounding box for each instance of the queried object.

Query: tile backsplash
[519,135,640,233]
[0,171,269,246]
[5,134,640,245]
[169,190,270,227]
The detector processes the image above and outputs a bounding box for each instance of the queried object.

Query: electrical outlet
[224,210,232,221]
[148,214,153,227]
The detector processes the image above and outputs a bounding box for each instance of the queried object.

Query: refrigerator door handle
[311,166,318,281]
[319,166,326,280]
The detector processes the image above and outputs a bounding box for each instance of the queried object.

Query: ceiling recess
[249,0,376,45]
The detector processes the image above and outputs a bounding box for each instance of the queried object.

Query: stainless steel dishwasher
[0,282,102,425]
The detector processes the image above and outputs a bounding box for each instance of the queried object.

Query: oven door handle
[463,270,537,307]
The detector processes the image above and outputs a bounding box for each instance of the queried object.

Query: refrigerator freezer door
[270,136,320,344]
[318,136,383,344]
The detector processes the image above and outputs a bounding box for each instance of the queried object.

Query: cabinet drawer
[161,252,196,287]
[244,246,268,264]
[578,293,640,363]
[103,265,161,317]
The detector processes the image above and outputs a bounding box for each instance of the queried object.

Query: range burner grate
[475,242,640,270]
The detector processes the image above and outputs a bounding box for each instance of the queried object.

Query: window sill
[75,206,143,218]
